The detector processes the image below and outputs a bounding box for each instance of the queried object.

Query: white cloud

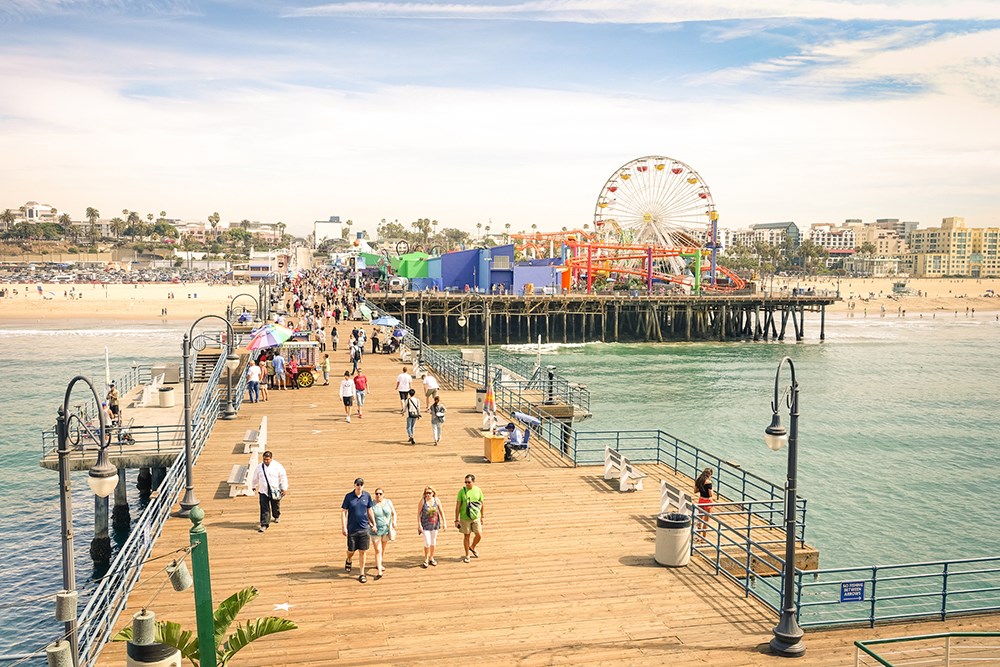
[289,0,1000,22]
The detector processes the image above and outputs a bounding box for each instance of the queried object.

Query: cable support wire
[0,544,193,611]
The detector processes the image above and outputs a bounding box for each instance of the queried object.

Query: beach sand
[1,278,999,323]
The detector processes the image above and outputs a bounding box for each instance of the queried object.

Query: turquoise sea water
[1,314,998,659]
[512,313,1000,569]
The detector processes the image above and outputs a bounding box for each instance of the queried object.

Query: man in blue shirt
[341,477,376,583]
[272,351,286,390]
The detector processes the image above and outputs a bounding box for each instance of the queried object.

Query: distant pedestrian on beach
[342,477,376,583]
[429,395,446,446]
[371,487,397,579]
[353,369,368,418]
[455,474,484,563]
[695,468,714,540]
[405,389,421,444]
[396,366,413,414]
[340,371,355,423]
[252,450,288,533]
[417,486,446,568]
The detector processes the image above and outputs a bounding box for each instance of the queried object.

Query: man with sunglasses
[342,477,377,583]
[455,474,485,563]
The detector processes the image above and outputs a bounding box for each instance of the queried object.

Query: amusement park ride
[512,155,746,294]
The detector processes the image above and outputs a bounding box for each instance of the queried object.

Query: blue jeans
[406,416,417,438]
[247,380,260,402]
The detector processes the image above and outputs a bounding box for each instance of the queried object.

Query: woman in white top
[339,371,356,423]
[370,487,397,579]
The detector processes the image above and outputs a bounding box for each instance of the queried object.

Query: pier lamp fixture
[456,294,492,392]
[181,315,240,517]
[763,356,805,658]
[53,376,119,666]
[227,292,260,324]
[417,292,425,365]
[400,297,407,330]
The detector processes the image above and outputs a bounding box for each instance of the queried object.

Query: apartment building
[909,217,1000,278]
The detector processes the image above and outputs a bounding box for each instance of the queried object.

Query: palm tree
[504,222,511,243]
[530,223,538,237]
[208,212,221,242]
[0,208,15,231]
[276,222,286,244]
[476,222,482,240]
[127,211,142,240]
[86,207,100,242]
[114,587,296,667]
[109,217,125,240]
[432,219,438,241]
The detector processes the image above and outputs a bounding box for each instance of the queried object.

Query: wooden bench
[603,447,647,492]
[659,479,693,516]
[227,449,258,497]
[242,415,268,454]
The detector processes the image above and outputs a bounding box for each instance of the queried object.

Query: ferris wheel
[593,155,718,249]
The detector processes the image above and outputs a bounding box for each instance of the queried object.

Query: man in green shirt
[454,474,484,563]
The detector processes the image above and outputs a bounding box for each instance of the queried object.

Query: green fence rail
[855,632,1000,666]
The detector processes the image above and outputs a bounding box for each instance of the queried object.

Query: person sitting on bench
[503,422,525,461]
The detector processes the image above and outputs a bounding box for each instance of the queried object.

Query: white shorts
[422,528,438,548]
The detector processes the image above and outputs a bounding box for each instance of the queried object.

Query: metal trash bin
[158,387,175,408]
[655,512,692,567]
[475,388,487,411]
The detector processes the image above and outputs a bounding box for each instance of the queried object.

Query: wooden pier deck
[97,347,992,666]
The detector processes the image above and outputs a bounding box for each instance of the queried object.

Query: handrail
[855,633,1000,666]
[796,556,1000,628]
[75,349,234,665]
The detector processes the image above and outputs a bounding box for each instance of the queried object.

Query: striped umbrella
[483,386,496,413]
[246,324,294,351]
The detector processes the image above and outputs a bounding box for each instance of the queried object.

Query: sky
[1,0,999,238]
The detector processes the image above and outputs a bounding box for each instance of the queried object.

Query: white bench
[242,415,268,454]
[133,373,166,408]
[228,449,258,497]
[603,447,647,492]
[659,479,693,516]
[399,346,412,363]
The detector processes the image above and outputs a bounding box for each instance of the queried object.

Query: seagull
[273,603,292,612]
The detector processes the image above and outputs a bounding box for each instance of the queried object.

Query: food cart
[279,340,321,388]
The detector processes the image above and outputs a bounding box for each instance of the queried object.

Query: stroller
[115,417,136,446]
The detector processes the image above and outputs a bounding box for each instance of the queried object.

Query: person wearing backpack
[429,395,446,446]
[404,388,421,445]
[455,474,485,563]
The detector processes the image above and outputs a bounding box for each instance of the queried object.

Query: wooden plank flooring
[96,346,996,666]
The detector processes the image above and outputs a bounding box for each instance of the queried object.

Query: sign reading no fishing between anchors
[840,581,865,603]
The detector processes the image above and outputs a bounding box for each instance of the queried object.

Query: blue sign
[840,581,865,603]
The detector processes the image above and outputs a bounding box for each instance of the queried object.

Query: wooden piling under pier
[369,293,836,344]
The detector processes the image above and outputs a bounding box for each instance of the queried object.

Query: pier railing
[795,557,1000,628]
[74,350,231,665]
[855,632,1000,666]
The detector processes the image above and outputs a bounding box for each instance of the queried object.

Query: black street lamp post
[763,356,805,658]
[51,376,119,666]
[180,316,240,517]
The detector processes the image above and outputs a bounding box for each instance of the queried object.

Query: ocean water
[511,313,1000,568]
[1,315,998,659]
[0,322,187,661]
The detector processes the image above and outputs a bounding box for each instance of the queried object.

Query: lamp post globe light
[764,356,805,657]
[53,376,119,666]
[181,315,240,517]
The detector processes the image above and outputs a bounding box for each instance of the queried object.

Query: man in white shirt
[395,366,413,415]
[421,373,440,410]
[252,451,288,532]
[339,370,356,423]
[246,361,262,403]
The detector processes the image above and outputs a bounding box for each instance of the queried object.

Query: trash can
[158,386,175,408]
[655,513,692,567]
[475,388,487,411]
